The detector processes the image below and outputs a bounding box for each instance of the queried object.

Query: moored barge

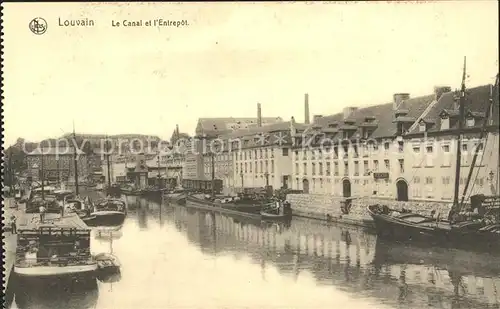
[14,213,98,278]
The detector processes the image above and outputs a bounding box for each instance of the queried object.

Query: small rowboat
[94,253,121,282]
[260,201,293,221]
[95,253,121,271]
[260,210,290,221]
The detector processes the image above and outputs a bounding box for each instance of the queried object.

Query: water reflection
[8,197,500,309]
[170,205,500,309]
[12,276,98,309]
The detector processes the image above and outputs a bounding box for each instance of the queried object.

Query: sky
[2,1,499,146]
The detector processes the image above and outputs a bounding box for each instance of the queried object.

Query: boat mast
[106,136,112,188]
[451,57,467,217]
[41,148,45,200]
[211,149,215,198]
[73,122,79,196]
[460,75,498,206]
[157,149,161,189]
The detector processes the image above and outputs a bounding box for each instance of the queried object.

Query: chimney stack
[290,116,297,137]
[343,107,358,120]
[393,93,410,110]
[257,103,262,127]
[304,93,310,124]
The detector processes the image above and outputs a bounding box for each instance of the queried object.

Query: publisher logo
[29,17,47,35]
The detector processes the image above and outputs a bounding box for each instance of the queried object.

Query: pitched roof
[221,121,308,139]
[411,84,497,133]
[301,93,435,139]
[26,147,85,156]
[196,117,283,136]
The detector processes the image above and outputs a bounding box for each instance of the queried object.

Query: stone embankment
[287,193,453,228]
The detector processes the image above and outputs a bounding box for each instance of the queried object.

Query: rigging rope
[465,133,492,202]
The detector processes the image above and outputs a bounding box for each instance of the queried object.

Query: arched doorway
[396,179,409,201]
[342,179,351,197]
[302,179,309,194]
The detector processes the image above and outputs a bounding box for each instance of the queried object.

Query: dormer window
[441,117,450,130]
[439,110,451,130]
[364,116,376,123]
[395,109,409,118]
[466,117,475,127]
[419,121,426,132]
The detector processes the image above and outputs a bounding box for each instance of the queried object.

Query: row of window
[234,160,276,174]
[290,139,485,161]
[234,148,289,161]
[412,176,486,186]
[294,159,405,176]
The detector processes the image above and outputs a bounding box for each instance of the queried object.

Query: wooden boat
[85,198,126,226]
[25,196,60,214]
[367,204,446,241]
[53,189,75,208]
[106,184,122,198]
[142,186,166,199]
[14,213,98,277]
[191,194,269,214]
[367,204,500,251]
[260,210,292,221]
[120,185,143,196]
[94,253,121,273]
[260,201,293,221]
[185,194,263,220]
[164,189,187,205]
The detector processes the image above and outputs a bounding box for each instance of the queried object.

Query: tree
[4,145,27,186]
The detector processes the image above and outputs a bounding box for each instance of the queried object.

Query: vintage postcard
[2,1,499,309]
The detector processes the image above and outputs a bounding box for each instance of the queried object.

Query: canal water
[7,194,500,309]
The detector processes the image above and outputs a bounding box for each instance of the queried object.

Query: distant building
[183,114,284,193]
[26,147,88,182]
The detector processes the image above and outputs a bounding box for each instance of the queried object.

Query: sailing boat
[82,138,127,226]
[368,59,500,252]
[143,149,166,199]
[104,137,121,198]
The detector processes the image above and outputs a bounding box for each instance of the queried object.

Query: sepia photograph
[2,1,499,308]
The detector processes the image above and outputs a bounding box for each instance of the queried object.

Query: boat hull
[260,210,292,221]
[121,190,142,196]
[85,211,126,226]
[369,211,438,242]
[143,189,165,198]
[368,205,500,252]
[12,273,99,309]
[165,193,187,205]
[14,263,98,277]
[185,196,262,220]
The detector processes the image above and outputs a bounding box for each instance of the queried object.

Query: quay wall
[287,193,453,227]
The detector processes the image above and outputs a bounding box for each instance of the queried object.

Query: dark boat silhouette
[373,239,500,279]
[13,275,99,309]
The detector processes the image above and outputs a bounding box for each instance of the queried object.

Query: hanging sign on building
[373,172,389,180]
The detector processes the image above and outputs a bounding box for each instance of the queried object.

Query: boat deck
[18,212,88,230]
